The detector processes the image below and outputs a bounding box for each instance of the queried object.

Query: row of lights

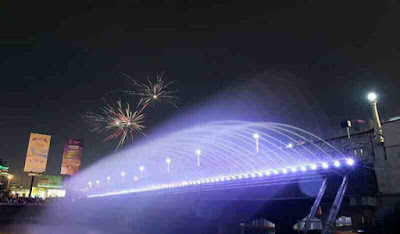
[88,131,309,187]
[88,158,355,197]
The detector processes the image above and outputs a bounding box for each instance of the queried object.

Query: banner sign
[60,138,83,175]
[37,175,64,188]
[24,133,51,173]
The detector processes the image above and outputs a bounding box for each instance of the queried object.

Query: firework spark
[121,72,178,110]
[85,100,145,149]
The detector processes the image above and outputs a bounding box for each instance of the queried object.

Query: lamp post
[140,166,144,178]
[253,133,259,153]
[166,158,171,173]
[367,92,384,143]
[121,171,126,183]
[196,149,201,166]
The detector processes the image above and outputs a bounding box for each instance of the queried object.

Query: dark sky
[1,0,400,186]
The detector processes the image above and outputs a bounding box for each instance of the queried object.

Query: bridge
[52,121,381,234]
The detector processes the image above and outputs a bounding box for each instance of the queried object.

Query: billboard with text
[24,133,51,173]
[60,138,83,175]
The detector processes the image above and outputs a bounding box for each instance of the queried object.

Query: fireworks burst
[85,72,178,149]
[121,72,178,110]
[85,100,145,149]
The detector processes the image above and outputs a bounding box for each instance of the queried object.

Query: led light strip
[88,158,355,198]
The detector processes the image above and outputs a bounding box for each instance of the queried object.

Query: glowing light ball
[346,158,355,166]
[367,92,377,102]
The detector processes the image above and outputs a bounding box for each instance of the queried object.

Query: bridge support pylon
[322,174,349,234]
[302,177,328,233]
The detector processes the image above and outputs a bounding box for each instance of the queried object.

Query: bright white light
[367,92,377,102]
[107,176,111,180]
[134,176,139,181]
[322,162,329,169]
[115,121,120,125]
[96,180,100,184]
[88,181,92,186]
[286,143,293,148]
[153,95,158,99]
[140,166,144,171]
[282,169,288,174]
[273,170,279,175]
[195,149,201,155]
[265,171,271,176]
[121,171,126,176]
[346,158,355,166]
[334,161,341,167]
[310,164,317,170]
[301,166,307,172]
[166,158,171,164]
[291,167,297,173]
[253,133,260,139]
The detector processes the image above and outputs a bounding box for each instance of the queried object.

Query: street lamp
[253,133,260,153]
[121,171,126,182]
[140,166,145,178]
[166,158,171,173]
[367,92,384,143]
[195,149,201,166]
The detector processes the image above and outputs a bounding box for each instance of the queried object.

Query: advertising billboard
[24,133,51,173]
[37,175,64,189]
[60,138,83,175]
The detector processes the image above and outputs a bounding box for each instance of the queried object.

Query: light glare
[367,92,377,102]
[346,158,355,166]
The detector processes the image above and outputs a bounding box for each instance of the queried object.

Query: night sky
[1,0,400,187]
